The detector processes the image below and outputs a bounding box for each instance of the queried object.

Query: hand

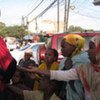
[24,67,38,73]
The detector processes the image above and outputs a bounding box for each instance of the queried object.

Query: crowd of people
[0,33,100,100]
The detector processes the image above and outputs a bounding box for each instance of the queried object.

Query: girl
[33,48,59,100]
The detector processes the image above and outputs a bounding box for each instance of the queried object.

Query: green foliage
[68,25,94,33]
[0,22,28,38]
[68,25,83,32]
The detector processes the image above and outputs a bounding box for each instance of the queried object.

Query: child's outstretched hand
[17,66,38,73]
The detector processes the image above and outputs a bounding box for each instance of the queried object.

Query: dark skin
[89,41,96,50]
[44,49,56,70]
[88,48,97,64]
[61,39,76,57]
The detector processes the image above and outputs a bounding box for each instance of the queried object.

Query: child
[6,69,31,100]
[33,48,59,100]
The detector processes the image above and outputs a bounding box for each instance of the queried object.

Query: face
[45,49,55,64]
[89,41,96,50]
[24,53,31,60]
[12,70,21,84]
[61,39,76,57]
[88,48,96,64]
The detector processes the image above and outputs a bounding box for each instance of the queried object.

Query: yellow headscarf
[63,34,85,57]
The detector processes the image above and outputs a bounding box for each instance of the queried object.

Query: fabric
[19,59,36,68]
[59,51,89,70]
[58,51,89,100]
[50,69,78,81]
[63,34,85,57]
[33,61,59,90]
[0,36,13,71]
[0,36,13,92]
[23,90,61,100]
[0,36,16,99]
[23,90,43,100]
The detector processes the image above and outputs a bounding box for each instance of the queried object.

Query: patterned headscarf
[91,36,100,67]
[63,34,85,57]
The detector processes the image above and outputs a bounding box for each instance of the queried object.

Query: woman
[57,34,85,100]
[27,36,100,100]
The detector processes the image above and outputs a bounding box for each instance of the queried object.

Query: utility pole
[35,18,38,33]
[66,0,70,32]
[64,0,70,32]
[0,9,1,17]
[21,16,25,26]
[26,17,29,31]
[64,0,67,32]
[57,0,59,32]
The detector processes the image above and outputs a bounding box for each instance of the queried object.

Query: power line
[28,0,57,23]
[24,0,44,18]
[72,10,100,20]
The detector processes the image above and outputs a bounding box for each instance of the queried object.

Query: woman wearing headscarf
[27,35,100,100]
[57,34,86,100]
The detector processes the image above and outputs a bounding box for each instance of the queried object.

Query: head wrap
[25,49,33,56]
[63,34,85,57]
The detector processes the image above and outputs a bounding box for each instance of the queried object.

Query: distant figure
[32,35,40,43]
[18,49,37,68]
[0,36,17,100]
[18,49,37,89]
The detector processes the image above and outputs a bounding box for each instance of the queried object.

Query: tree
[0,24,28,38]
[68,25,83,32]
[68,25,94,33]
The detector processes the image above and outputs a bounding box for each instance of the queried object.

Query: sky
[0,0,100,32]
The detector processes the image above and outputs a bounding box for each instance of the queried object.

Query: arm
[21,67,79,81]
[50,68,79,81]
